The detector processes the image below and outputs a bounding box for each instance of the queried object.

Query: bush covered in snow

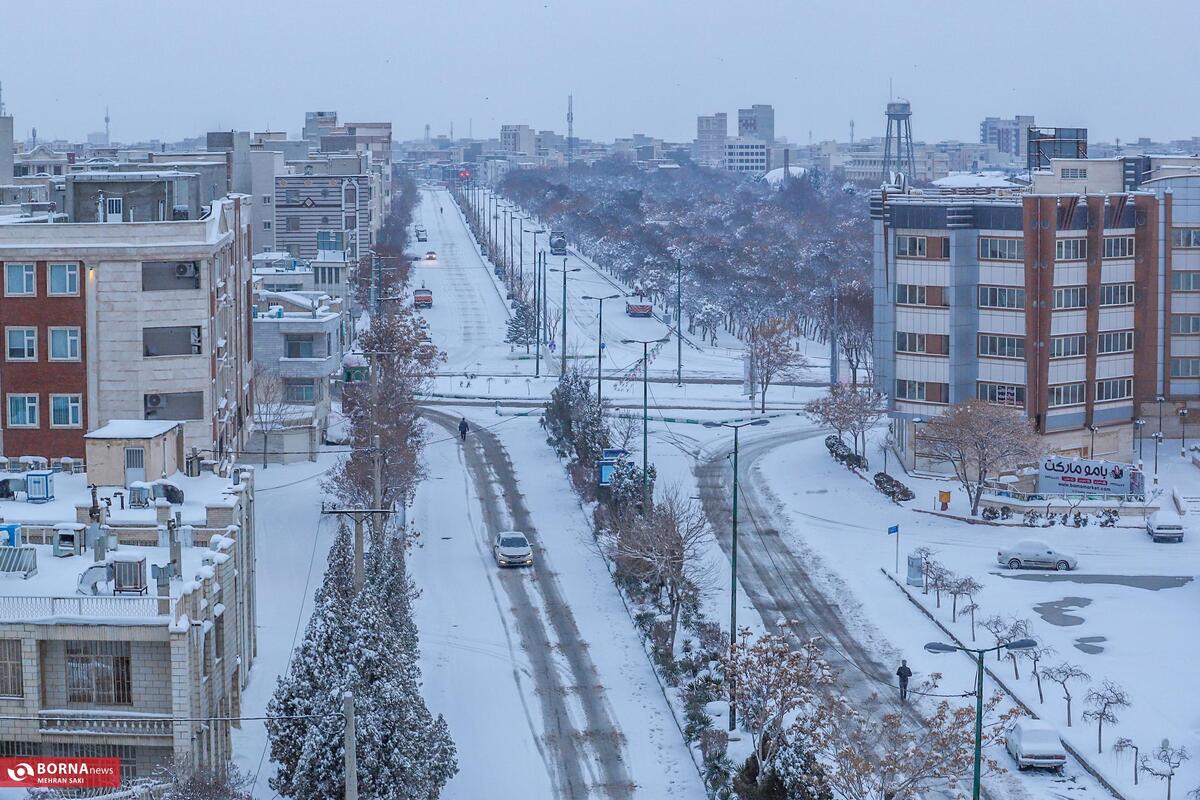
[825,434,868,471]
[873,472,915,502]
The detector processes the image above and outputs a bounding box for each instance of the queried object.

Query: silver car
[997,539,1078,571]
[494,531,533,568]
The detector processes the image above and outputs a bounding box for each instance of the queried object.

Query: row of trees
[266,184,458,799]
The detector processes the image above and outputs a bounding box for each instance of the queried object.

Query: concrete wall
[0,117,13,185]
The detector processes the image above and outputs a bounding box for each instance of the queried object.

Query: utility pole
[535,254,542,378]
[372,433,383,537]
[624,336,669,512]
[829,276,840,385]
[550,260,581,376]
[676,259,684,387]
[343,692,358,800]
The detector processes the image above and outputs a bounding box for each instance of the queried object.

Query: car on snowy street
[997,540,1077,571]
[1005,719,1067,771]
[424,250,437,261]
[494,531,533,568]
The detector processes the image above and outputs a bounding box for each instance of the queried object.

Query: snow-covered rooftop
[762,166,808,186]
[85,419,181,440]
[932,171,1024,189]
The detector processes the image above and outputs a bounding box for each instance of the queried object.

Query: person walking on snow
[458,417,470,442]
[896,660,913,701]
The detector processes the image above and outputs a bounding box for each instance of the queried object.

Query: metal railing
[982,482,1147,504]
[0,595,165,621]
[39,711,173,737]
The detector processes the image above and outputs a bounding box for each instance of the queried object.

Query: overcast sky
[1,0,1194,146]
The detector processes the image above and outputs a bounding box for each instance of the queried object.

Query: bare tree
[921,400,1039,516]
[958,602,980,642]
[912,546,936,594]
[980,615,1011,662]
[253,363,291,469]
[1041,662,1092,727]
[948,576,981,620]
[1114,737,1140,785]
[1141,740,1189,800]
[1003,619,1032,680]
[1083,680,1132,754]
[926,564,953,609]
[606,410,642,456]
[602,486,714,653]
[748,318,809,412]
[725,628,836,783]
[1021,641,1056,704]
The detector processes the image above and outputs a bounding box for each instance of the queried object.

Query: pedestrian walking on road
[458,417,470,442]
[896,660,913,701]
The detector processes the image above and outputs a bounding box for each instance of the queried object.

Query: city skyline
[2,0,1198,147]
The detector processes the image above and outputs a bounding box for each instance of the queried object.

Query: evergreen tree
[505,299,537,350]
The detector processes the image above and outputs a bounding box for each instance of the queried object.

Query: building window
[1053,286,1088,309]
[344,187,357,205]
[1048,382,1086,408]
[977,382,1026,408]
[285,335,315,359]
[317,231,344,252]
[978,334,1025,359]
[4,263,35,296]
[262,195,272,205]
[48,263,80,296]
[7,395,38,427]
[1061,167,1088,180]
[895,332,947,355]
[1102,236,1135,259]
[1055,239,1087,261]
[284,380,316,404]
[66,641,132,705]
[1171,314,1200,334]
[1171,228,1200,248]
[286,217,300,233]
[978,237,1024,261]
[285,190,299,205]
[1171,358,1200,378]
[142,261,200,291]
[0,640,23,697]
[1097,330,1134,354]
[1172,271,1200,292]
[144,391,204,421]
[1050,334,1087,359]
[263,221,272,230]
[896,284,926,305]
[143,326,202,357]
[978,286,1025,309]
[1095,377,1133,402]
[1099,283,1135,306]
[105,197,123,221]
[5,327,36,361]
[895,379,948,403]
[50,395,82,428]
[49,327,81,361]
[895,235,926,257]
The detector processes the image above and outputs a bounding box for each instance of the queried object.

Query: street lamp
[1157,395,1166,433]
[703,418,770,731]
[675,258,684,387]
[1088,425,1099,458]
[524,227,545,312]
[1134,418,1146,462]
[1179,408,1189,457]
[581,294,623,409]
[549,261,582,375]
[1153,431,1164,484]
[924,637,1037,800]
[623,336,671,512]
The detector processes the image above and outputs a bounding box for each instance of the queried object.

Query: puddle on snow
[1075,636,1107,654]
[1033,596,1092,627]
[997,573,1192,591]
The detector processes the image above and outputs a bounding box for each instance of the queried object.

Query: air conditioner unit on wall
[175,262,199,278]
[146,394,165,409]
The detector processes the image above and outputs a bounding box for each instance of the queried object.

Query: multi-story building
[695,112,727,167]
[302,110,337,150]
[0,195,254,462]
[12,143,70,178]
[0,457,257,780]
[500,124,536,157]
[1027,127,1088,170]
[738,104,774,144]
[724,137,770,174]
[274,155,373,261]
[979,115,1035,159]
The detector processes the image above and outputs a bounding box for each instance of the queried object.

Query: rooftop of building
[253,290,340,322]
[67,170,199,182]
[85,420,182,440]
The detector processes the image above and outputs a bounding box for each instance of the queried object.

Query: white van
[1147,507,1185,543]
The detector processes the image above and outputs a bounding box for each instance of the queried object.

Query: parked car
[1147,507,1185,543]
[413,288,433,309]
[494,531,533,568]
[424,251,437,261]
[997,540,1077,571]
[1005,720,1067,772]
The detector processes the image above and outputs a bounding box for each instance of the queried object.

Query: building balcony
[39,709,173,737]
[0,595,174,623]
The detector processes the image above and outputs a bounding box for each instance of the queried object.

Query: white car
[494,531,533,568]
[997,540,1077,571]
[1005,719,1067,772]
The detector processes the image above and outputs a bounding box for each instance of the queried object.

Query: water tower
[882,100,916,186]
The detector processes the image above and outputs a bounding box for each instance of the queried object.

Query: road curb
[878,568,1128,800]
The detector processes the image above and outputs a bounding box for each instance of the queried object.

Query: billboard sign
[1037,455,1132,495]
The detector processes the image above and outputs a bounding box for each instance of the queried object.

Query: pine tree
[505,300,536,350]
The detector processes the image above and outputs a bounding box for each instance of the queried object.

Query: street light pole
[1153,431,1164,484]
[624,336,670,511]
[925,638,1037,800]
[534,255,543,378]
[525,227,546,310]
[676,258,684,387]
[702,418,770,731]
[583,294,622,409]
[1135,418,1146,462]
[1089,425,1099,458]
[549,262,582,376]
[1180,408,1189,457]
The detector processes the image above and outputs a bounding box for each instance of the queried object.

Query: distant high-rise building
[980,115,1035,158]
[500,124,536,157]
[303,111,338,148]
[695,112,728,166]
[1027,127,1088,170]
[738,104,774,144]
[0,113,12,185]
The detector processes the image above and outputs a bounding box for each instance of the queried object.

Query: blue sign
[598,460,617,486]
[887,525,899,536]
[602,448,629,460]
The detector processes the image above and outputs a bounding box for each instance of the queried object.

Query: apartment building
[725,137,770,174]
[979,115,1035,159]
[695,112,728,167]
[738,104,775,145]
[873,186,1158,468]
[0,463,257,779]
[274,156,373,261]
[0,195,254,462]
[500,124,536,157]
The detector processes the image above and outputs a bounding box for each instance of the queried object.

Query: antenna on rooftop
[850,120,855,146]
[105,105,110,144]
[0,82,6,116]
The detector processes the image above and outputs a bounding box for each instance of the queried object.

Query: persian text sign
[1038,455,1131,495]
[0,758,121,789]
